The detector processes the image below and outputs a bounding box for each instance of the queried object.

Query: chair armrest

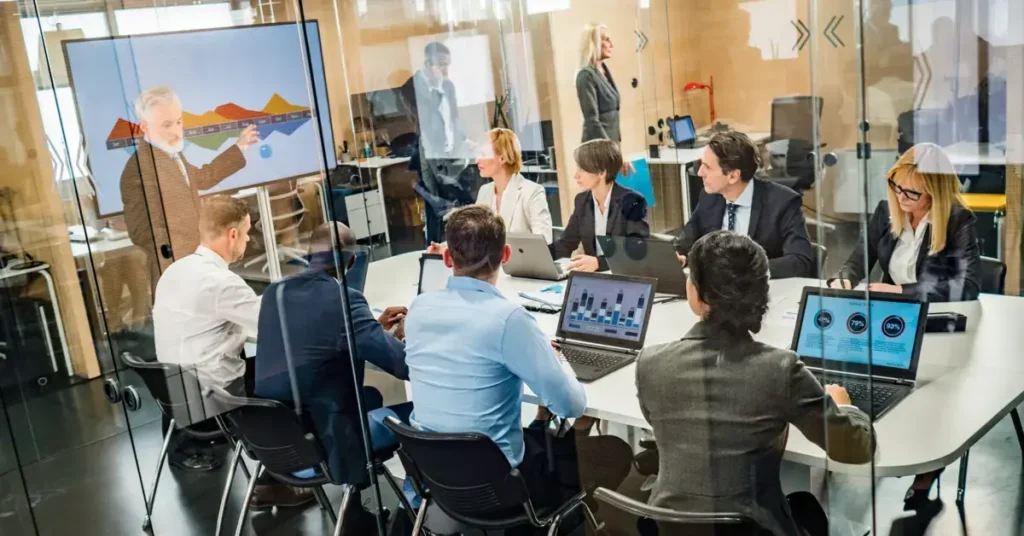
[651,233,674,242]
[592,488,748,524]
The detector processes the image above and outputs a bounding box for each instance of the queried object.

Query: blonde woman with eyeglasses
[830,142,981,303]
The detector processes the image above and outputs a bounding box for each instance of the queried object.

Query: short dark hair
[574,139,623,183]
[707,131,761,182]
[424,42,451,65]
[445,205,506,279]
[688,231,770,335]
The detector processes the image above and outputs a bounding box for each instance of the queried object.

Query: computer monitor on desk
[668,116,697,148]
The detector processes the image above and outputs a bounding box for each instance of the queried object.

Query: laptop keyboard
[817,376,902,416]
[561,346,628,369]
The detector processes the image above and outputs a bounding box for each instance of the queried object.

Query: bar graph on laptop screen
[561,276,653,342]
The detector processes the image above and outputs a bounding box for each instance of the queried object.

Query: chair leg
[411,497,429,536]
[956,449,970,522]
[380,464,416,517]
[547,514,563,536]
[142,419,175,531]
[314,486,337,524]
[234,463,263,536]
[331,484,354,536]
[1011,409,1024,455]
[215,442,244,536]
[581,501,605,531]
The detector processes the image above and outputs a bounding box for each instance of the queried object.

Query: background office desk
[364,256,1024,486]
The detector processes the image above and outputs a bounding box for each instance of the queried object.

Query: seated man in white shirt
[153,196,314,509]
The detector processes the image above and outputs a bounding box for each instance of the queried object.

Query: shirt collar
[902,212,931,237]
[731,180,754,207]
[195,245,229,270]
[446,275,504,298]
[593,186,613,212]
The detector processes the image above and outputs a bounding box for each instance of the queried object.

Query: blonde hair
[135,86,180,122]
[578,23,607,69]
[886,143,964,255]
[200,196,250,241]
[488,128,522,176]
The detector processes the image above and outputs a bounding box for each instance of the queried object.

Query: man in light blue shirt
[404,205,590,506]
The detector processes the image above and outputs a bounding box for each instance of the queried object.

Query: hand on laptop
[867,283,903,294]
[825,384,852,406]
[568,253,599,273]
[829,279,852,290]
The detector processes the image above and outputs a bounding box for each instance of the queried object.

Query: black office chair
[979,256,1006,294]
[766,96,824,195]
[810,242,828,279]
[207,386,347,536]
[593,487,768,536]
[121,352,233,531]
[384,416,601,536]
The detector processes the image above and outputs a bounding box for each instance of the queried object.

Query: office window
[114,4,235,35]
[20,13,109,73]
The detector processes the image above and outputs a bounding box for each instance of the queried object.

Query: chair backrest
[121,352,209,428]
[979,256,1006,294]
[384,417,530,519]
[593,488,767,536]
[206,386,328,481]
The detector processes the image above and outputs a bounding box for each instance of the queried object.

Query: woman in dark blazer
[830,143,980,510]
[830,143,981,303]
[636,231,874,536]
[576,23,620,143]
[550,139,649,272]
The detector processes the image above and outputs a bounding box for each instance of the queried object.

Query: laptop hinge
[556,338,639,355]
[811,368,913,387]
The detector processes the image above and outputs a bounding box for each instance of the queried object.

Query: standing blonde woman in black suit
[576,23,620,143]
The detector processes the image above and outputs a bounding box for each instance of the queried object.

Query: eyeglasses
[888,179,923,202]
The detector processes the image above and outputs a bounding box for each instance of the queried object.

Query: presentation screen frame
[62,20,336,217]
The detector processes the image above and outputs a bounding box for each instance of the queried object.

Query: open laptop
[791,287,929,419]
[418,253,452,294]
[597,236,686,297]
[555,272,657,382]
[504,233,568,281]
[668,115,697,148]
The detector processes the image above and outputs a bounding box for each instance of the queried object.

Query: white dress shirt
[889,213,930,286]
[153,246,260,390]
[593,187,612,256]
[722,180,754,236]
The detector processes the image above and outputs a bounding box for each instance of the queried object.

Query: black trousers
[786,491,828,536]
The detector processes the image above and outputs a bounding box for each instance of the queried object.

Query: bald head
[308,222,357,257]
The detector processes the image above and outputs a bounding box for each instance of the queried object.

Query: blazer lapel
[915,225,932,273]
[747,180,763,239]
[709,196,727,233]
[606,183,624,233]
[500,175,523,228]
[601,63,619,97]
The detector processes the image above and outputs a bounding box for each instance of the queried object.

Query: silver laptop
[791,287,928,419]
[555,272,657,382]
[504,233,567,281]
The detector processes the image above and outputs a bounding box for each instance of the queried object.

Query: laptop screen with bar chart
[556,272,657,350]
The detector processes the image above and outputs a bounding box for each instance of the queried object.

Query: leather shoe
[168,451,220,472]
[249,484,316,511]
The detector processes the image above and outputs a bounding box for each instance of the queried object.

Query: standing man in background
[121,86,259,290]
[399,42,476,243]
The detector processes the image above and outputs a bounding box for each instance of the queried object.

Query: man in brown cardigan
[120,86,259,290]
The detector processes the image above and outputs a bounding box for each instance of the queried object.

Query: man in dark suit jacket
[399,42,475,243]
[120,86,258,289]
[255,223,411,531]
[674,131,814,279]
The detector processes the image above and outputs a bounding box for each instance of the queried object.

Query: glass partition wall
[2,0,1024,535]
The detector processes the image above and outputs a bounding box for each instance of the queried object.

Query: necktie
[172,154,190,187]
[726,203,738,232]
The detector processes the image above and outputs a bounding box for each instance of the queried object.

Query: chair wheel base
[142,517,152,531]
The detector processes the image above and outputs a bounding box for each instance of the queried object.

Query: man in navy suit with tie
[673,131,814,279]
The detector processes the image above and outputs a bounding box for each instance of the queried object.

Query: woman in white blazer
[475,128,554,243]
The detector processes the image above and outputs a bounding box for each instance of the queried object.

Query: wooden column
[1004,1,1023,295]
[0,3,100,378]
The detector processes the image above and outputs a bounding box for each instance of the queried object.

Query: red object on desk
[684,77,716,123]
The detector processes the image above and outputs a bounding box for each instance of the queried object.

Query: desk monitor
[668,116,696,147]
[791,287,928,381]
[418,254,452,294]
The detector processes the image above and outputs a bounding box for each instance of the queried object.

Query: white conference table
[364,251,1024,481]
